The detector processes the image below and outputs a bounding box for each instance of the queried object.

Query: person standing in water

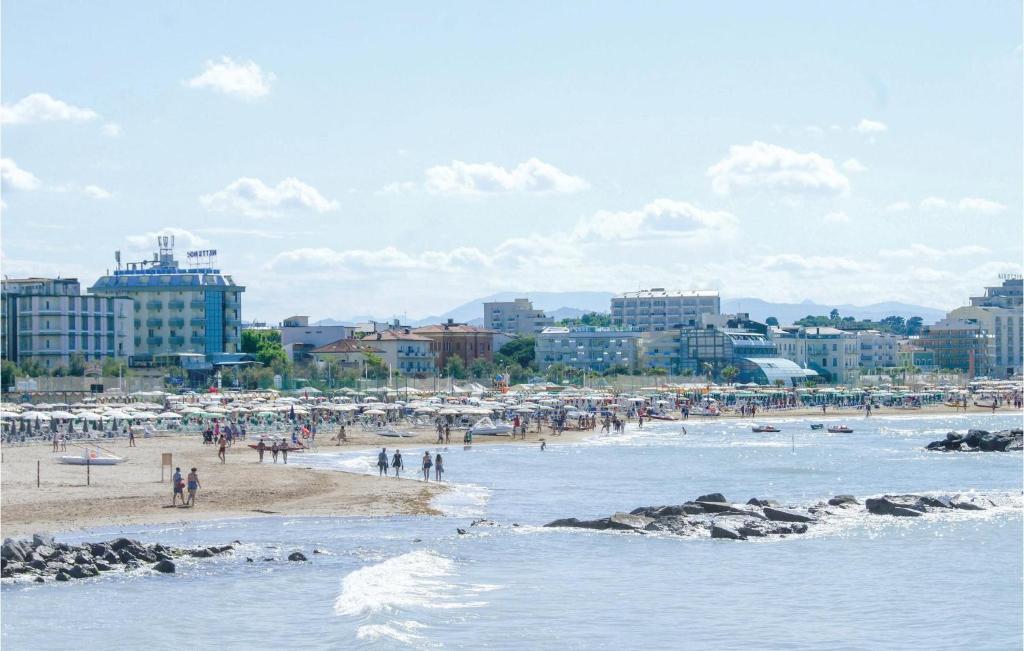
[392,449,403,477]
[422,451,432,481]
[434,453,444,481]
[185,467,201,506]
[377,447,389,476]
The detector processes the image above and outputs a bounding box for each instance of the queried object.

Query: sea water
[2,414,1021,650]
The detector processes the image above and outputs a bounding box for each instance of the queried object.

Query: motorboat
[810,423,824,430]
[468,417,514,436]
[58,449,124,465]
[751,425,780,433]
[646,413,678,421]
[827,425,854,434]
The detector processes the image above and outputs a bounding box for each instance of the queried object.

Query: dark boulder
[28,558,48,571]
[916,496,953,509]
[544,517,611,530]
[470,519,498,527]
[31,533,55,550]
[695,501,747,515]
[94,561,113,572]
[950,499,985,511]
[109,537,135,551]
[964,430,988,448]
[102,551,120,564]
[710,524,743,540]
[2,539,28,562]
[607,513,653,530]
[746,498,778,507]
[189,548,214,558]
[152,560,176,573]
[34,545,56,560]
[287,551,307,562]
[866,496,926,515]
[55,570,71,582]
[828,495,859,507]
[737,525,767,538]
[89,543,112,558]
[697,493,727,503]
[891,507,923,517]
[68,564,98,579]
[763,507,814,523]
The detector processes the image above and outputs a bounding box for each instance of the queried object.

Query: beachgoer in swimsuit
[218,434,227,464]
[257,439,266,462]
[435,453,444,481]
[185,467,200,506]
[422,451,432,481]
[378,448,389,476]
[271,441,280,463]
[392,450,403,477]
[172,467,185,506]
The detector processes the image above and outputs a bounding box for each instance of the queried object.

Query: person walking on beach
[281,443,289,464]
[271,440,280,463]
[128,427,136,447]
[392,449,403,477]
[256,439,266,462]
[444,423,450,444]
[52,430,60,452]
[172,467,185,506]
[185,468,201,507]
[422,451,433,481]
[378,448,389,476]
[218,434,227,464]
[434,453,444,481]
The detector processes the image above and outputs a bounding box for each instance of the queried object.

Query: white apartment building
[535,326,644,372]
[771,326,860,384]
[89,237,243,363]
[611,288,720,331]
[484,298,554,336]
[280,315,356,362]
[362,329,437,375]
[1,278,134,371]
[856,330,902,370]
[949,277,1024,378]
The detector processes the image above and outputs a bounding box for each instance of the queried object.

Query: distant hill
[722,298,945,325]
[313,292,946,329]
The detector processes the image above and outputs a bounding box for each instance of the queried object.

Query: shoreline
[2,405,1019,539]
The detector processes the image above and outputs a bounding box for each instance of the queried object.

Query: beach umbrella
[362,409,386,416]
[48,410,75,419]
[157,411,182,419]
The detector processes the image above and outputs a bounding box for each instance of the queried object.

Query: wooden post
[161,453,172,483]
[87,455,90,486]
[37,460,40,488]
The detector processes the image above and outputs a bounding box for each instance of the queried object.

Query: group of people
[377,447,444,481]
[171,466,201,507]
[253,438,293,464]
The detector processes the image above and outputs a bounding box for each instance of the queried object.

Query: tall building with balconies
[89,236,244,364]
[1,277,134,371]
[611,288,720,331]
[484,298,553,335]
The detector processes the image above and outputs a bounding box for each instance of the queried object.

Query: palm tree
[721,365,739,385]
[702,362,715,391]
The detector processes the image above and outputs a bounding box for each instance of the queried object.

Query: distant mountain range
[315,292,946,328]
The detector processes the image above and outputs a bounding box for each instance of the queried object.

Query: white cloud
[83,185,113,200]
[0,93,98,125]
[920,196,1006,214]
[823,211,850,223]
[759,253,867,274]
[185,57,275,100]
[125,228,210,251]
[854,118,887,134]
[423,158,589,196]
[200,177,339,218]
[885,201,911,212]
[879,243,990,259]
[572,199,736,242]
[101,123,121,137]
[707,142,850,197]
[0,158,42,191]
[268,245,490,276]
[842,158,867,173]
[375,181,418,196]
[955,197,1006,214]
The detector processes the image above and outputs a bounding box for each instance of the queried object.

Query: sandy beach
[1,402,1015,538]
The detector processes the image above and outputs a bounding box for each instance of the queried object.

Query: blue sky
[2,1,1021,322]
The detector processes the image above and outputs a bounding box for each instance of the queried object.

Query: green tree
[1,360,17,392]
[645,366,668,376]
[68,352,87,377]
[829,309,840,321]
[545,362,569,383]
[603,363,630,377]
[241,329,281,354]
[469,358,496,380]
[906,316,924,336]
[765,316,779,327]
[702,362,715,387]
[497,336,536,368]
[363,352,388,380]
[721,365,739,384]
[444,354,467,380]
[101,357,128,377]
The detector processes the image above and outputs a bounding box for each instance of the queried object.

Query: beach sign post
[161,453,172,482]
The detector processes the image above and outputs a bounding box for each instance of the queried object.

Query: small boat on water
[647,414,678,422]
[751,425,781,433]
[469,417,514,436]
[58,449,124,465]
[374,426,418,438]
[810,423,824,430]
[827,425,854,434]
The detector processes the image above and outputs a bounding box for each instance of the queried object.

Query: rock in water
[608,513,653,530]
[763,507,814,523]
[891,507,923,517]
[544,518,612,530]
[828,495,859,507]
[697,493,727,503]
[287,551,307,562]
[710,525,743,540]
[152,560,176,573]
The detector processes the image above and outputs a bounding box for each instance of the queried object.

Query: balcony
[37,307,64,316]
[190,300,205,309]
[168,317,185,328]
[146,336,163,346]
[191,335,205,344]
[225,333,240,343]
[145,300,163,311]
[225,316,240,327]
[190,317,205,327]
[168,336,185,346]
[134,319,141,329]
[146,318,164,328]
[168,300,185,310]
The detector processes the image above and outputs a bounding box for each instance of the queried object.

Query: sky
[2,1,1022,323]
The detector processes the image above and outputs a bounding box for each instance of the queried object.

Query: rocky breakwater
[545,493,818,541]
[545,491,1007,540]
[925,429,1023,452]
[1,534,236,583]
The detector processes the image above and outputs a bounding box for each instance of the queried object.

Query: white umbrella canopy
[103,409,135,419]
[132,412,157,420]
[362,409,386,416]
[20,411,52,420]
[76,411,105,422]
[48,410,76,419]
[157,411,182,419]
